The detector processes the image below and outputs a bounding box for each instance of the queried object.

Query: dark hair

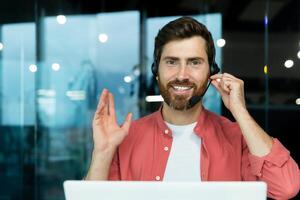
[153,16,215,70]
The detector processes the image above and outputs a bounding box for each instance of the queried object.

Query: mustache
[167,79,197,88]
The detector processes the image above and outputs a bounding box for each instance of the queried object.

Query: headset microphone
[188,81,212,108]
[187,63,220,108]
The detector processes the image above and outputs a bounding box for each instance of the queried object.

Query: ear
[156,76,158,81]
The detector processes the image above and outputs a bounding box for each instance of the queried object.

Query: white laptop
[64,181,267,200]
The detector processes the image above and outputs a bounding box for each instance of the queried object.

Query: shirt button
[164,129,169,134]
[164,146,169,151]
[258,173,262,177]
[155,176,161,181]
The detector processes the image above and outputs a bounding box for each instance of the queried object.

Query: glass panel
[36,11,139,199]
[0,22,36,199]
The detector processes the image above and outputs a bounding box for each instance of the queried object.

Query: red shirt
[108,107,300,199]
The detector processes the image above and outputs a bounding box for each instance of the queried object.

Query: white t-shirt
[163,121,201,181]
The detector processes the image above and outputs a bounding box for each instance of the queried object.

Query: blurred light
[57,15,67,25]
[52,63,60,71]
[145,95,164,102]
[118,86,125,94]
[264,65,268,74]
[124,75,132,83]
[284,60,294,68]
[297,51,300,59]
[98,33,108,43]
[296,98,300,105]
[66,90,86,101]
[29,64,37,73]
[0,42,3,51]
[133,68,140,76]
[264,15,268,25]
[216,39,226,47]
[37,89,56,97]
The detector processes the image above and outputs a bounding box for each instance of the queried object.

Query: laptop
[64,181,267,200]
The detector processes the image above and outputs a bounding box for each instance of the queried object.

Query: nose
[177,65,189,80]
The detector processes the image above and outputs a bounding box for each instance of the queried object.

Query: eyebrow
[162,56,180,61]
[162,56,205,62]
[186,57,205,62]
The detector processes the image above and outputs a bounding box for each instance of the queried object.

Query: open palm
[92,89,132,152]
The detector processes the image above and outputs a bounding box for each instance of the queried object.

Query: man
[86,17,299,199]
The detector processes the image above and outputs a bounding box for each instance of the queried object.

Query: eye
[166,59,177,65]
[192,60,200,65]
[188,59,203,67]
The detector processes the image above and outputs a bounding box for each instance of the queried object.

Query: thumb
[121,112,132,131]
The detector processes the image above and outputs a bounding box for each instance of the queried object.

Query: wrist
[92,146,117,159]
[231,105,248,121]
[86,147,117,180]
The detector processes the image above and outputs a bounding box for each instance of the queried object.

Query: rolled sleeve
[247,138,300,199]
[248,138,290,176]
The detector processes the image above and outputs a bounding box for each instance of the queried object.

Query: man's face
[157,36,210,110]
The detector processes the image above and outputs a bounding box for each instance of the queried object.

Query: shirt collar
[154,105,209,138]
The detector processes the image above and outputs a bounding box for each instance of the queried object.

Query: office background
[0,0,299,199]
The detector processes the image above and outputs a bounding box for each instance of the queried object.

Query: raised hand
[210,73,246,117]
[93,89,132,152]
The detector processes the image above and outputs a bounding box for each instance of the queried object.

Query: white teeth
[173,86,191,91]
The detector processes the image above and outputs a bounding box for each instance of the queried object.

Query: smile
[172,86,193,91]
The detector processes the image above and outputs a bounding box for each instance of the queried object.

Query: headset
[151,42,220,108]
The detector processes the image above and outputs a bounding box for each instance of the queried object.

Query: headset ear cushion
[151,62,158,76]
[211,63,220,75]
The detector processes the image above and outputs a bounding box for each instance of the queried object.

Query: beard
[158,76,208,111]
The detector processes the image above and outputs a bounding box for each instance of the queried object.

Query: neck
[162,102,203,125]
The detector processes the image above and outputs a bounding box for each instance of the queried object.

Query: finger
[94,89,109,120]
[108,92,116,119]
[210,73,223,80]
[223,73,236,79]
[211,73,240,83]
[223,73,242,83]
[222,77,243,91]
[211,80,228,96]
[96,89,107,108]
[211,72,236,78]
[121,112,132,131]
[210,74,223,84]
[222,76,235,85]
[220,79,231,93]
